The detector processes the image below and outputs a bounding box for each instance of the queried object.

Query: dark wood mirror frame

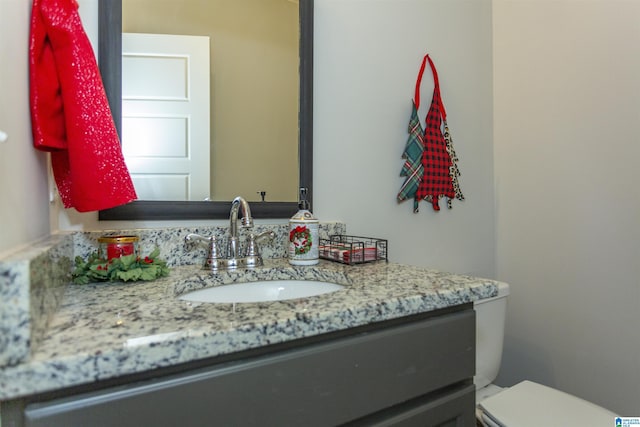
[97,0,313,220]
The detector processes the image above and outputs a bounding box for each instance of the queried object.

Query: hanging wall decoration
[29,0,138,212]
[397,54,464,212]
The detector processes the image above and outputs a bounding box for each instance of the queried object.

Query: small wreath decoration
[290,225,312,255]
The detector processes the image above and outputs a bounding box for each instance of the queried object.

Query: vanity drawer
[23,308,475,427]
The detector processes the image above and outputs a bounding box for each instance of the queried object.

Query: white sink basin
[179,280,343,303]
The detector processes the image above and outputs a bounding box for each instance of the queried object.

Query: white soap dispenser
[288,188,319,265]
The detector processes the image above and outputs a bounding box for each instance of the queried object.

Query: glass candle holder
[98,235,139,261]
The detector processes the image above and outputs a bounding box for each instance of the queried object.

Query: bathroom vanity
[0,248,497,426]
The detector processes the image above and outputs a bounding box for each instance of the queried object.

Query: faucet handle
[254,230,275,249]
[203,236,223,270]
[245,231,274,256]
[244,231,275,267]
[185,234,223,270]
[245,235,260,258]
[185,233,211,247]
[207,236,223,259]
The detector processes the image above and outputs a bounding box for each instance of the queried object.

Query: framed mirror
[97,0,313,220]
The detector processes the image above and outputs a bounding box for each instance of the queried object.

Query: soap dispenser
[288,188,319,265]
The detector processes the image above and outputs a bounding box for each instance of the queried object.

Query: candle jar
[98,235,139,261]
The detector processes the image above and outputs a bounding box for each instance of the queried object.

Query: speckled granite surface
[0,258,499,400]
[0,223,345,369]
[0,234,72,367]
[73,222,347,266]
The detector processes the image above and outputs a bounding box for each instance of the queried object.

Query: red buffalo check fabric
[398,54,463,212]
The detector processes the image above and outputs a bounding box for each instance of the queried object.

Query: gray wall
[313,0,495,278]
[493,0,640,414]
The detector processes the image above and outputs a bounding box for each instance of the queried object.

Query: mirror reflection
[97,0,312,220]
[121,0,299,202]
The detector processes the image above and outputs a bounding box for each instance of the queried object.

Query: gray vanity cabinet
[6,306,476,427]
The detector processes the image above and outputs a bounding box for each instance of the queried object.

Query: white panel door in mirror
[122,33,210,201]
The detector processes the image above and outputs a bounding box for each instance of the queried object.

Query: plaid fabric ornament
[397,54,464,212]
[397,102,425,212]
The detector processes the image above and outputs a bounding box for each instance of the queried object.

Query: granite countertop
[0,259,498,400]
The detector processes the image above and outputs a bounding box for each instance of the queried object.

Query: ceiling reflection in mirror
[121,0,299,203]
[97,0,313,220]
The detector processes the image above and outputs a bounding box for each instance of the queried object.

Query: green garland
[72,247,170,284]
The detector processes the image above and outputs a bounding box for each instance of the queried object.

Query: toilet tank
[474,281,510,390]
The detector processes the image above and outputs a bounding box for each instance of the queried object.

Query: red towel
[29,0,137,212]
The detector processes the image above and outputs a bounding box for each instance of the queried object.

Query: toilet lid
[478,380,617,427]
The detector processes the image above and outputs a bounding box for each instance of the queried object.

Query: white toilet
[474,282,618,426]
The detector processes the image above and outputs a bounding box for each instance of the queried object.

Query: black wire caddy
[319,235,388,265]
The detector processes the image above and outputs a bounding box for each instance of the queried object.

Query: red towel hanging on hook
[29,0,137,212]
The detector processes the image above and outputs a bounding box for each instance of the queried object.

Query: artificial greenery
[72,247,170,284]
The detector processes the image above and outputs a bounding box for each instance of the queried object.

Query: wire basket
[319,235,388,265]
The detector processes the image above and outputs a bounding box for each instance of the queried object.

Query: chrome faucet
[226,196,254,268]
[185,196,274,270]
